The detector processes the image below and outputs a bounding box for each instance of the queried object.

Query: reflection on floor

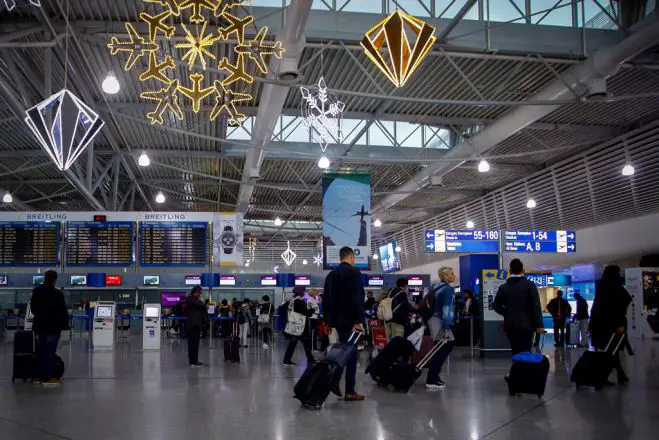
[0,334,657,440]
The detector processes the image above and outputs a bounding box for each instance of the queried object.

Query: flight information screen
[66,222,134,267]
[0,222,60,267]
[139,221,208,267]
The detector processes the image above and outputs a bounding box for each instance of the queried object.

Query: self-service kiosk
[143,304,161,350]
[93,301,115,350]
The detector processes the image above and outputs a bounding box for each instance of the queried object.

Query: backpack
[377,290,404,321]
[419,285,440,322]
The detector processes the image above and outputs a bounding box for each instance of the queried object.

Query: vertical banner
[213,212,244,267]
[322,173,371,270]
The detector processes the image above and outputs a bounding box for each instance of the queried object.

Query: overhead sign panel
[424,229,499,253]
[504,230,576,253]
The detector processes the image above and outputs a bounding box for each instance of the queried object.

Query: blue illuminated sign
[424,229,499,253]
[526,273,573,287]
[504,230,576,253]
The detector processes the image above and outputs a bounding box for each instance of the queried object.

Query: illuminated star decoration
[313,254,322,268]
[175,23,220,71]
[107,0,284,126]
[361,9,436,88]
[4,0,41,12]
[300,76,345,152]
[281,242,296,267]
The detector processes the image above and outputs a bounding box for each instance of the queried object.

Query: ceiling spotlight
[478,159,490,173]
[621,163,635,176]
[466,220,475,229]
[373,218,382,228]
[395,245,402,252]
[318,155,330,169]
[526,198,537,209]
[245,261,250,267]
[274,217,283,227]
[155,191,165,204]
[302,259,308,265]
[102,73,120,94]
[372,253,379,260]
[2,192,12,203]
[138,152,151,167]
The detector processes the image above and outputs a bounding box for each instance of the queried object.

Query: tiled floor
[0,334,657,440]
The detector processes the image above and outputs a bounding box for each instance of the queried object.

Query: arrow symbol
[426,232,433,239]
[568,244,575,251]
[485,272,495,279]
[427,243,434,250]
[568,233,575,240]
[273,265,279,274]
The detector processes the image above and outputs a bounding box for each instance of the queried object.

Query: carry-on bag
[294,332,361,409]
[224,322,240,363]
[507,335,549,397]
[365,336,415,385]
[410,335,435,366]
[12,330,35,382]
[386,339,446,392]
[570,333,625,390]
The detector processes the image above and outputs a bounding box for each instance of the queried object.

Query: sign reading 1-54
[504,230,576,253]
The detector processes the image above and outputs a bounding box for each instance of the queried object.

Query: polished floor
[0,333,657,440]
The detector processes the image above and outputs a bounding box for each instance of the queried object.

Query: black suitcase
[571,334,624,390]
[365,336,415,385]
[12,330,35,382]
[386,340,445,392]
[507,353,550,397]
[224,323,240,363]
[53,354,65,379]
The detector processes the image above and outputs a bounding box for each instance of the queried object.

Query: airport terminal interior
[1,1,659,439]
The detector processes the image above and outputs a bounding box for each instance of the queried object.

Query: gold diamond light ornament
[107,0,285,126]
[361,10,436,88]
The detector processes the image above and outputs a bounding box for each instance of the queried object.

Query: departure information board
[504,230,576,253]
[66,222,134,267]
[424,229,500,253]
[140,222,208,267]
[0,222,60,266]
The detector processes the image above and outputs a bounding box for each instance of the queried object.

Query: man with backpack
[422,267,457,390]
[379,278,413,339]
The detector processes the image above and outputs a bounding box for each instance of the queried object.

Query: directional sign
[424,229,499,253]
[504,230,576,253]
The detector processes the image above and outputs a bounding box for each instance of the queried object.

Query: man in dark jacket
[30,270,68,385]
[387,278,412,338]
[185,285,207,367]
[323,246,365,402]
[547,290,572,347]
[574,293,590,347]
[493,259,544,356]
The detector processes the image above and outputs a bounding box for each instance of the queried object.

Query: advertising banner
[322,173,371,270]
[213,212,244,267]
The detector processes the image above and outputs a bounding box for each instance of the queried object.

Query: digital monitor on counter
[185,275,201,286]
[105,275,122,286]
[294,275,311,286]
[407,276,423,286]
[71,275,87,286]
[145,306,159,318]
[143,275,160,286]
[161,292,186,307]
[32,275,44,285]
[368,276,384,286]
[260,275,277,286]
[219,275,236,286]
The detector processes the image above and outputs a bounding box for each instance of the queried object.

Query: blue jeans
[37,332,60,381]
[336,328,358,394]
[426,340,455,384]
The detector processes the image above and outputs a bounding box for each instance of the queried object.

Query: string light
[175,22,220,71]
[300,76,345,152]
[155,191,166,203]
[281,241,296,266]
[138,152,151,167]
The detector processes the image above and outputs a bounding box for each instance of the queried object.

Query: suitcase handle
[604,332,625,354]
[346,331,362,346]
[417,340,446,369]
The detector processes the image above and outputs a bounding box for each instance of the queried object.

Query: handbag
[258,303,272,324]
[285,300,306,336]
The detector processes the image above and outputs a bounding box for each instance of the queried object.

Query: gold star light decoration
[107,0,285,126]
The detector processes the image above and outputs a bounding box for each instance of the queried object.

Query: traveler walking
[493,259,545,357]
[323,246,366,401]
[259,295,274,348]
[547,290,572,347]
[589,265,631,385]
[385,278,413,339]
[425,267,457,390]
[30,270,69,385]
[238,298,252,348]
[307,290,321,351]
[282,286,315,366]
[218,299,231,337]
[185,286,207,367]
[574,293,590,347]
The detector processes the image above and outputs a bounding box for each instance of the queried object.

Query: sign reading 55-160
[425,229,499,253]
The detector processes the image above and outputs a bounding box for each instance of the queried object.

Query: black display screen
[66,222,134,267]
[0,222,60,267]
[139,222,208,267]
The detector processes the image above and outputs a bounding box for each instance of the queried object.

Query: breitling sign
[107,0,284,126]
[361,10,436,88]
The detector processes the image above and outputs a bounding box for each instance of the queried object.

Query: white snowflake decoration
[281,241,297,267]
[313,253,323,268]
[300,76,345,152]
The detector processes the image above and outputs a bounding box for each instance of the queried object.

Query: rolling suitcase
[386,340,445,392]
[507,335,549,398]
[571,333,625,390]
[566,320,580,346]
[12,330,35,382]
[224,322,240,363]
[365,336,415,385]
[52,354,65,380]
[294,332,360,409]
[410,335,435,366]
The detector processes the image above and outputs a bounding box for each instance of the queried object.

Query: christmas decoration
[313,253,322,268]
[300,76,345,152]
[281,241,296,267]
[4,0,40,12]
[107,0,285,126]
[24,89,104,171]
[361,10,436,88]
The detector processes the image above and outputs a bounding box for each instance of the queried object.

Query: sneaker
[282,362,297,367]
[262,343,269,349]
[425,380,446,390]
[344,392,365,402]
[190,363,203,368]
[42,379,60,386]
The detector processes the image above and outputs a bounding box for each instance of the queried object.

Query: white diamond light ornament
[281,241,296,266]
[300,77,345,152]
[4,0,41,12]
[25,89,104,171]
